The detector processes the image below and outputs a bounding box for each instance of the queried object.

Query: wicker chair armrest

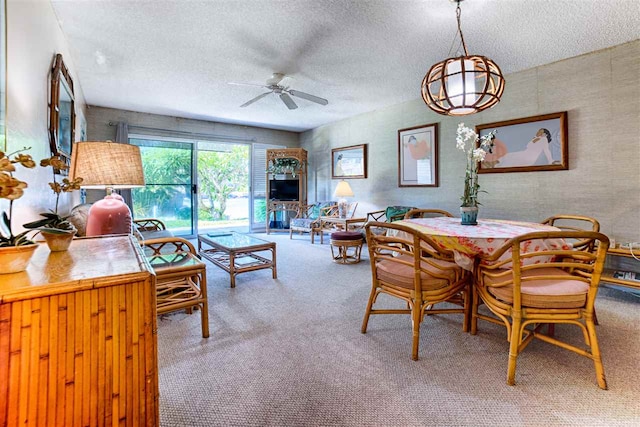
[141,236,197,256]
[134,218,167,231]
[366,210,386,223]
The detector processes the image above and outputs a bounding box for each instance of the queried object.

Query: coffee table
[198,232,277,288]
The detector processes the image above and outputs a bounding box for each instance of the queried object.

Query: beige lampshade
[70,141,145,189]
[334,180,354,198]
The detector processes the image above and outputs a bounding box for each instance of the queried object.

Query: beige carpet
[156,232,640,426]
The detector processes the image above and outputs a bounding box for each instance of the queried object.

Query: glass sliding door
[197,141,250,233]
[130,137,195,236]
[130,135,278,236]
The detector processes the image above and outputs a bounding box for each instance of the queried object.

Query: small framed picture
[477,112,568,173]
[398,123,438,187]
[331,144,367,179]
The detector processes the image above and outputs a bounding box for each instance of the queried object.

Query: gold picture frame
[477,112,568,173]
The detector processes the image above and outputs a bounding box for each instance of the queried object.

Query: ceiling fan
[229,73,328,110]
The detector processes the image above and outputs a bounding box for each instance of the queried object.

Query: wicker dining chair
[470,230,610,389]
[404,208,453,219]
[362,221,471,360]
[541,214,600,251]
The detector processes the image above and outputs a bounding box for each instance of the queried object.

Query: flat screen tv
[269,179,299,201]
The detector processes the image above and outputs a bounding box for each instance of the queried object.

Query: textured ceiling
[51,0,640,132]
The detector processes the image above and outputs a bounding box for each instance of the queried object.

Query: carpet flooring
[157,232,640,426]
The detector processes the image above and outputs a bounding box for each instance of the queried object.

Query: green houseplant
[267,158,301,177]
[23,155,83,251]
[456,123,496,225]
[0,147,38,273]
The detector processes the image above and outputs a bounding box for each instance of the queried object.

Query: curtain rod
[107,121,257,143]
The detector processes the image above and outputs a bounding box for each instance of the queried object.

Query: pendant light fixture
[421,0,505,116]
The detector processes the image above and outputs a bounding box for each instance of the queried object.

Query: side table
[147,251,209,338]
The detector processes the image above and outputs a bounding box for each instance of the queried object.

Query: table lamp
[69,141,145,236]
[334,180,354,218]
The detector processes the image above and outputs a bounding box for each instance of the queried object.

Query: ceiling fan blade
[228,82,267,88]
[240,92,272,108]
[288,89,329,105]
[279,93,298,110]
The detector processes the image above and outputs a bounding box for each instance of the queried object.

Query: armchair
[362,221,471,360]
[471,230,610,388]
[133,218,174,240]
[289,201,336,243]
[364,206,416,239]
[366,205,416,223]
[68,204,174,240]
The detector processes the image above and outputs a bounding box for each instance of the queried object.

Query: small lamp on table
[69,141,145,236]
[334,180,354,219]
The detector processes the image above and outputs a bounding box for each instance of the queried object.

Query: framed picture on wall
[476,112,568,173]
[331,144,367,179]
[398,123,438,187]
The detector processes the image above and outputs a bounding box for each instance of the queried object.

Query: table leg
[229,253,236,288]
[271,246,277,279]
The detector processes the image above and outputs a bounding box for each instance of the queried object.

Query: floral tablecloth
[395,217,565,270]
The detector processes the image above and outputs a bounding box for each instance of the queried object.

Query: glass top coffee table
[197,232,277,288]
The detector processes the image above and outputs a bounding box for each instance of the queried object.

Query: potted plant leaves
[23,156,83,251]
[267,158,301,178]
[0,147,38,273]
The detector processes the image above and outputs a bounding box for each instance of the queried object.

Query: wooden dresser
[0,235,158,426]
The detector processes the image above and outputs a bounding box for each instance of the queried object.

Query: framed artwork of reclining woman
[476,112,568,174]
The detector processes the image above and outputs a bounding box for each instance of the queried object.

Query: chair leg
[506,317,522,386]
[200,274,210,338]
[289,229,293,239]
[361,286,377,334]
[470,285,480,335]
[462,287,471,333]
[586,317,607,390]
[411,299,421,361]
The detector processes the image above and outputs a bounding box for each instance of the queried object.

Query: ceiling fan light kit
[422,0,505,116]
[233,73,329,110]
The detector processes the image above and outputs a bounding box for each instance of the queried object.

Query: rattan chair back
[404,208,453,219]
[541,214,600,251]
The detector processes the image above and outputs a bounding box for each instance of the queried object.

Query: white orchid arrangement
[456,123,496,208]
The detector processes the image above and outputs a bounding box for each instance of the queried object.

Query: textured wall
[301,41,640,243]
[3,0,87,228]
[84,106,300,203]
[86,106,299,148]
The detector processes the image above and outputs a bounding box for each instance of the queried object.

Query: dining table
[394,217,566,271]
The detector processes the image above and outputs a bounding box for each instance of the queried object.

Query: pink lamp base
[86,194,133,236]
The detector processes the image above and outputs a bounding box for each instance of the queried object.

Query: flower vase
[0,243,39,274]
[460,206,479,226]
[42,230,76,252]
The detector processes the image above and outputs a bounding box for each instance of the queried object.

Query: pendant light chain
[456,2,469,56]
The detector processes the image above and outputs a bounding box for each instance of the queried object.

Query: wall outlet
[621,242,640,249]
